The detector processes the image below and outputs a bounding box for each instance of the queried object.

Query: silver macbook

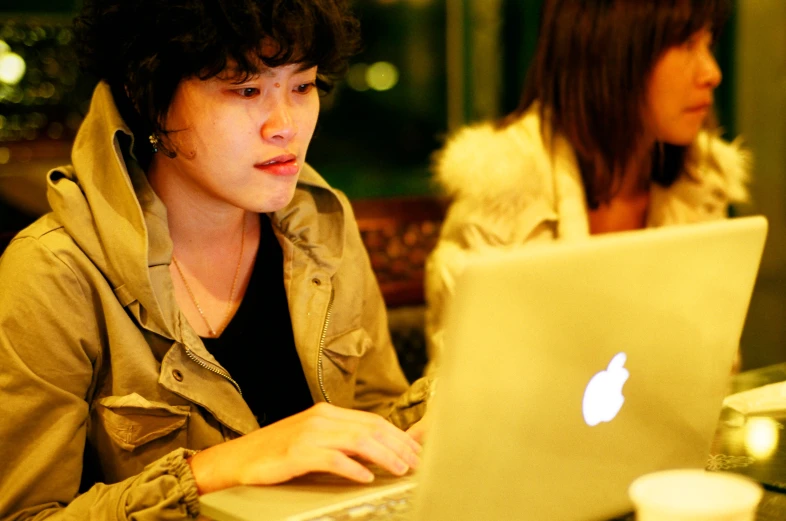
[200,215,768,521]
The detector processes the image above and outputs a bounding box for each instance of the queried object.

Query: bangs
[658,0,731,47]
[195,0,359,91]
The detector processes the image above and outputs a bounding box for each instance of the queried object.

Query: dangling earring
[148,133,177,158]
[149,133,160,153]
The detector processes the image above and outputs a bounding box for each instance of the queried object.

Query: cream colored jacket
[425,106,751,369]
[0,82,428,520]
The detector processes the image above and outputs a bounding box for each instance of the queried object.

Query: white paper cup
[628,469,763,521]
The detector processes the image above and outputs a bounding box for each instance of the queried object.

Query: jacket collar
[271,163,346,277]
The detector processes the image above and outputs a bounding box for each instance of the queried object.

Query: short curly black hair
[73,0,360,148]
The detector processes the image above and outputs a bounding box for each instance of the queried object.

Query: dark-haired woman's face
[642,27,722,146]
[152,61,320,213]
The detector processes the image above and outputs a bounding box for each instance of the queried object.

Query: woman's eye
[237,87,260,98]
[295,82,316,94]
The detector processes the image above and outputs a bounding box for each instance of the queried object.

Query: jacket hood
[46,82,174,335]
[46,81,344,340]
[434,106,751,216]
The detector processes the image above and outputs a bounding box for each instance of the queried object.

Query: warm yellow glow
[744,417,780,460]
[346,63,369,92]
[366,61,399,91]
[0,147,10,165]
[0,52,26,85]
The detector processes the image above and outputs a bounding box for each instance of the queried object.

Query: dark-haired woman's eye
[237,87,260,98]
[294,83,316,95]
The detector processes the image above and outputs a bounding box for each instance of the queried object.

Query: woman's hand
[188,402,422,494]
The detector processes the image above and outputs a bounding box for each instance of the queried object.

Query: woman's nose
[261,102,297,143]
[699,51,722,89]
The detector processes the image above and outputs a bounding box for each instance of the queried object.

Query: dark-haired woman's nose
[262,102,298,144]
[699,51,722,89]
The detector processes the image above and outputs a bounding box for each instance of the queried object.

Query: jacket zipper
[317,288,335,403]
[182,345,243,396]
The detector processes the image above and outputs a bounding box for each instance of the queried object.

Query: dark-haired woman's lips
[685,102,711,114]
[254,155,299,176]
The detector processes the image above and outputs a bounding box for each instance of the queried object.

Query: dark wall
[2,0,77,13]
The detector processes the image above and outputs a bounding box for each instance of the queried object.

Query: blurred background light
[0,39,26,85]
[743,417,781,460]
[346,63,369,92]
[366,61,399,91]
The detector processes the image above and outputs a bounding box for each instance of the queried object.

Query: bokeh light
[346,63,369,92]
[0,40,26,85]
[744,417,781,460]
[366,61,399,91]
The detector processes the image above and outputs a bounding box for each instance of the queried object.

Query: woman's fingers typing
[314,403,422,464]
[298,404,420,477]
[190,403,422,493]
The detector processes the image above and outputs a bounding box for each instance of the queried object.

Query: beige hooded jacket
[0,82,428,520]
[425,105,751,369]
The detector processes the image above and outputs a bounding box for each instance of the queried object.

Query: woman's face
[643,27,722,146]
[156,59,320,213]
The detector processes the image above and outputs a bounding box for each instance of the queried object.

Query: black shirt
[202,214,313,426]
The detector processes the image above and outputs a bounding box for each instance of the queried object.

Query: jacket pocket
[322,327,372,375]
[97,393,190,451]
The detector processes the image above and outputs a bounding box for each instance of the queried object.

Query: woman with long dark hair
[425,0,748,369]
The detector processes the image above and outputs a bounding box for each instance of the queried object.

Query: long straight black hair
[501,0,731,209]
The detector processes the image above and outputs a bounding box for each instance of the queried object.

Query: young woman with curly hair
[0,1,429,518]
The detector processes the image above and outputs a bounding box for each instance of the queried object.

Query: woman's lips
[685,103,711,114]
[254,157,299,177]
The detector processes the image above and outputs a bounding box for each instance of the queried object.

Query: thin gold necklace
[172,214,246,338]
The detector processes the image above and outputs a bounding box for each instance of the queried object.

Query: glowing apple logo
[582,352,629,427]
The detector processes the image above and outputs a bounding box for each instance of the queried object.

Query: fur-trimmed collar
[433,106,751,224]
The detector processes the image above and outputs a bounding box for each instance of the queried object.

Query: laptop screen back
[414,216,768,521]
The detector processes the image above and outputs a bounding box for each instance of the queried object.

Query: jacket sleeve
[334,193,429,431]
[0,237,200,521]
